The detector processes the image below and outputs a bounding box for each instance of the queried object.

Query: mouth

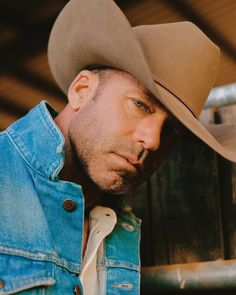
[112,152,140,174]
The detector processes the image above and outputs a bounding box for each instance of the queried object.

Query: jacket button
[73,285,81,295]
[0,280,3,288]
[63,199,77,212]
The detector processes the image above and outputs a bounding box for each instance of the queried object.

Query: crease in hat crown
[48,0,236,163]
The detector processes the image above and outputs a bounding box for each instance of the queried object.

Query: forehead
[108,70,146,92]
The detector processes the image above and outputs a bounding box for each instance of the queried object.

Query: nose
[132,115,166,151]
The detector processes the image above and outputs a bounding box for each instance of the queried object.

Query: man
[0,0,235,294]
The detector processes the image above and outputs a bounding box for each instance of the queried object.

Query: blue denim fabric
[0,101,141,294]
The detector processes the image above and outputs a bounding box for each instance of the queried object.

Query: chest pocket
[0,253,55,295]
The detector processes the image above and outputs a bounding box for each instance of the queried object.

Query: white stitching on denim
[0,246,82,274]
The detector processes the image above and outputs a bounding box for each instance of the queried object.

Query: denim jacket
[0,101,141,295]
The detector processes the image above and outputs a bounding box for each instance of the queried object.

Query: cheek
[70,107,101,142]
[68,113,112,163]
[69,99,135,158]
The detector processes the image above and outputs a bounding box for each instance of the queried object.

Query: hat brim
[48,0,236,162]
[153,81,236,162]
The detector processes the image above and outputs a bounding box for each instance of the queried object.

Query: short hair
[82,65,122,97]
[82,65,124,81]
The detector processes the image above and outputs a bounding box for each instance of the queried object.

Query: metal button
[73,285,81,295]
[63,199,77,212]
[0,280,3,289]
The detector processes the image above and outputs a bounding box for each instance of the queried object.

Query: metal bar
[205,83,236,109]
[141,84,236,293]
[141,259,236,292]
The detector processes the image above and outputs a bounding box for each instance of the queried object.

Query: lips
[112,152,143,173]
[116,150,146,165]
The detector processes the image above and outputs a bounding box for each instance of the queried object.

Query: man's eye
[133,100,151,113]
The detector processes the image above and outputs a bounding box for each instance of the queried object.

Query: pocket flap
[0,254,55,294]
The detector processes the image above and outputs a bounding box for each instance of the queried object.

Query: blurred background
[0,0,236,130]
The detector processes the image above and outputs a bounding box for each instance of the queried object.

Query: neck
[54,106,102,210]
[60,145,103,210]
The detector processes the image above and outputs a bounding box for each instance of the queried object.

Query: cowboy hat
[48,0,236,162]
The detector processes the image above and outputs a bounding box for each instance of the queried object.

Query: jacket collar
[6,100,65,180]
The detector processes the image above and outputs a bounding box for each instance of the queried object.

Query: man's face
[68,71,176,194]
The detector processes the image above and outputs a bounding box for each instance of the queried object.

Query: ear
[67,70,98,111]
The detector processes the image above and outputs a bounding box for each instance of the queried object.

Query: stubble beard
[69,134,138,194]
[67,76,151,194]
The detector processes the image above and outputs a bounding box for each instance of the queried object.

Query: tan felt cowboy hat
[48,0,236,162]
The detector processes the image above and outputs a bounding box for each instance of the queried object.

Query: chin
[97,180,133,195]
[93,172,136,195]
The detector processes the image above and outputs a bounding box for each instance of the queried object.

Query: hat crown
[134,22,220,118]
